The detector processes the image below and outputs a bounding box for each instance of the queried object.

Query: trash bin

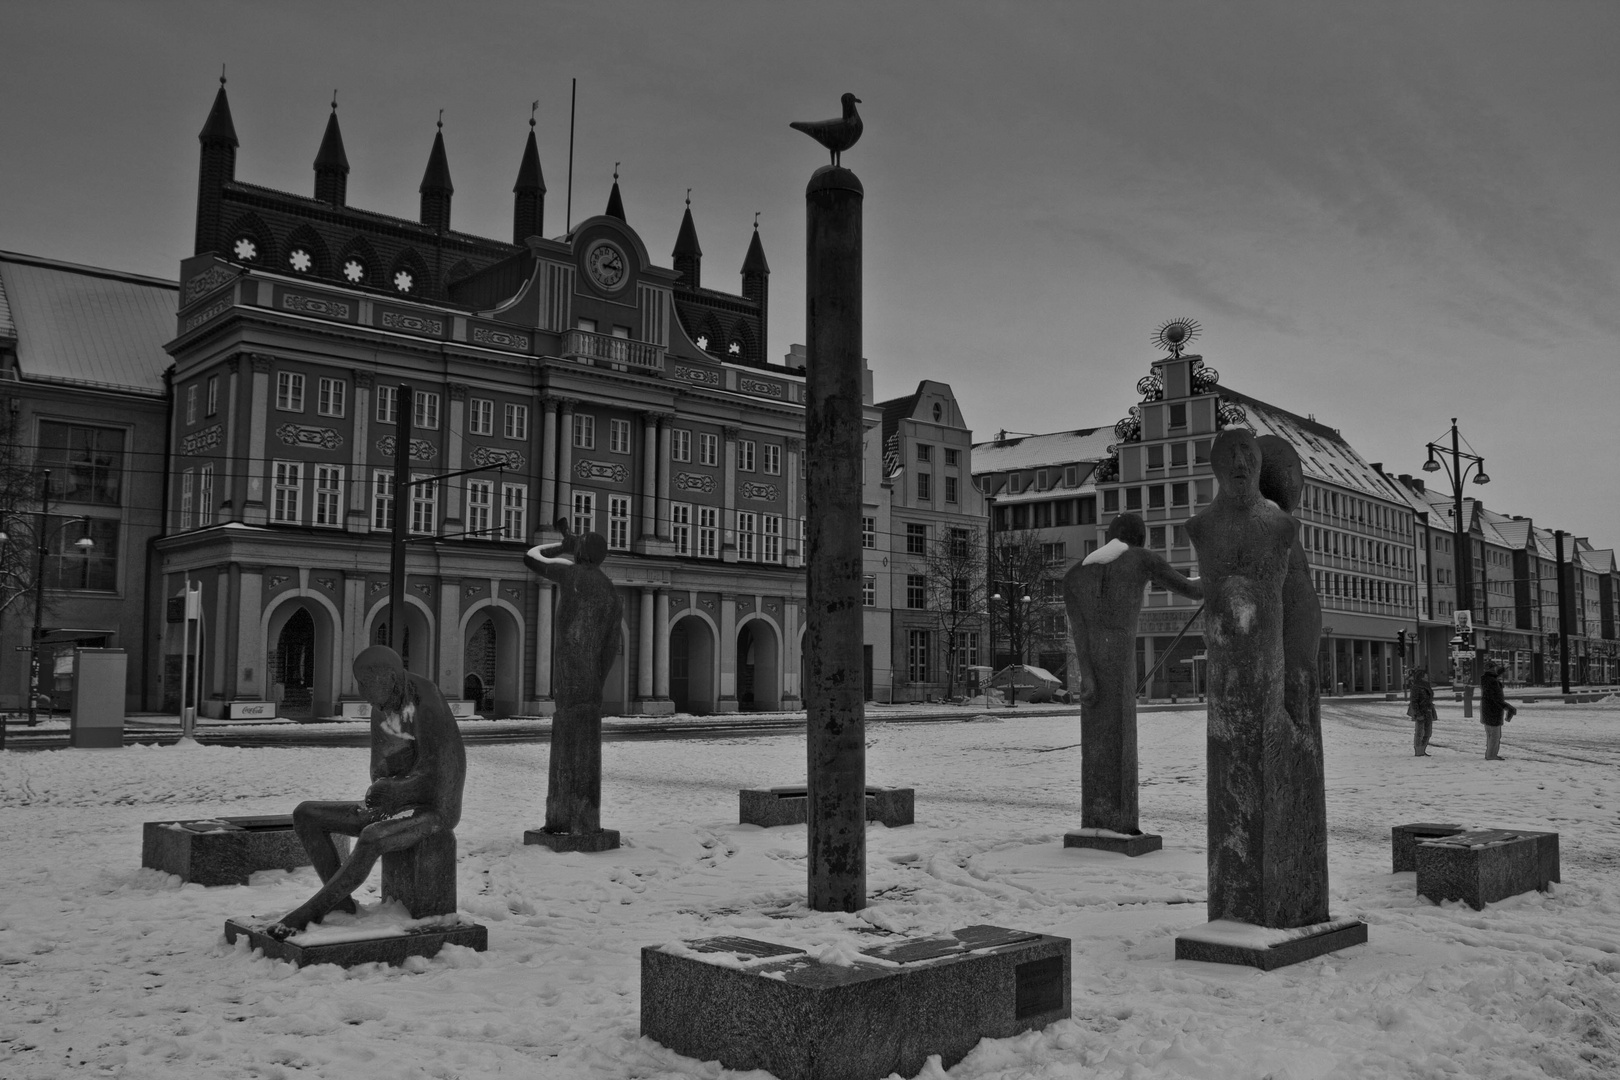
[70,648,126,748]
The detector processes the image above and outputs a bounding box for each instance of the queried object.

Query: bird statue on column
[791,93,863,166]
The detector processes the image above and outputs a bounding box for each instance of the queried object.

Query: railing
[562,328,664,371]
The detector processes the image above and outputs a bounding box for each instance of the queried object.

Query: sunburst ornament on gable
[1152,317,1202,358]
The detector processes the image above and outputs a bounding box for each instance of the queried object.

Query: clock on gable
[584,241,628,292]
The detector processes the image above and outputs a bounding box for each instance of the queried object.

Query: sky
[3,1,1618,542]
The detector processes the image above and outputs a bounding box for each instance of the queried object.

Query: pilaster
[717,593,738,711]
[243,354,272,524]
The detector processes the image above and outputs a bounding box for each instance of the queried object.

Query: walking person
[1479,662,1515,760]
[1408,666,1436,756]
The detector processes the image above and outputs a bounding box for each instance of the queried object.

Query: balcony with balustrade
[561,328,664,374]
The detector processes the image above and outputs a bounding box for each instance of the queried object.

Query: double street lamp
[0,468,96,739]
[989,580,1033,708]
[1422,418,1489,678]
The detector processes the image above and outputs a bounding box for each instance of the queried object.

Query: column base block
[523,828,621,852]
[1391,822,1466,873]
[224,916,486,968]
[631,698,677,715]
[1415,828,1559,909]
[1063,829,1162,857]
[1175,917,1368,971]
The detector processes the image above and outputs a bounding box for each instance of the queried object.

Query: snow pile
[0,697,1617,1078]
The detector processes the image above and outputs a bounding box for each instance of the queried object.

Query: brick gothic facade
[160,84,802,718]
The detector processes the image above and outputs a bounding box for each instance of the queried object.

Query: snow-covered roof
[1222,387,1407,505]
[972,427,1113,472]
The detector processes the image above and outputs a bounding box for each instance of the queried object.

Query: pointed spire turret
[419,113,453,231]
[672,190,702,289]
[313,93,349,206]
[604,163,626,222]
[195,70,239,255]
[513,103,546,243]
[742,215,770,364]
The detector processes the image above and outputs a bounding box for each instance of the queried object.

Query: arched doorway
[370,600,432,678]
[601,625,628,716]
[274,609,316,719]
[464,617,496,714]
[736,618,781,711]
[669,615,717,714]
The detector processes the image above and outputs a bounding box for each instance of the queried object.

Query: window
[1171,442,1188,467]
[916,444,931,463]
[1147,445,1164,470]
[672,429,692,462]
[314,465,343,527]
[1012,505,1028,530]
[318,378,346,418]
[206,375,219,417]
[671,503,692,556]
[738,440,756,472]
[1195,479,1213,504]
[1169,402,1188,429]
[863,577,876,607]
[1042,542,1065,563]
[945,476,959,504]
[43,515,117,591]
[917,473,931,501]
[764,444,781,475]
[945,448,959,467]
[376,385,398,425]
[42,423,126,506]
[862,516,877,548]
[469,399,494,436]
[413,391,440,431]
[950,528,971,557]
[198,465,213,527]
[1125,488,1143,511]
[1103,489,1119,513]
[906,522,927,555]
[699,432,719,467]
[954,631,980,681]
[410,474,438,535]
[501,483,527,541]
[571,491,595,535]
[907,629,932,682]
[372,471,395,530]
[737,511,757,561]
[186,385,198,425]
[504,403,529,441]
[608,495,632,549]
[763,515,782,563]
[906,574,927,609]
[1172,482,1189,507]
[276,372,305,412]
[1194,440,1212,465]
[1173,524,1190,548]
[272,461,302,523]
[467,479,493,537]
[572,413,596,449]
[1149,485,1166,510]
[697,505,717,558]
[951,577,970,611]
[1078,496,1097,524]
[180,469,194,530]
[609,418,632,455]
[1034,503,1052,529]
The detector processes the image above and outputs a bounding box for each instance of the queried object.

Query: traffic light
[1397,629,1407,651]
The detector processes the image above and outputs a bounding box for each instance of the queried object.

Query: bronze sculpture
[791,93,863,165]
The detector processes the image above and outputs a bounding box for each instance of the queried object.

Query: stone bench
[1391,822,1466,873]
[641,924,1069,1080]
[1416,828,1560,910]
[738,786,914,828]
[142,815,348,887]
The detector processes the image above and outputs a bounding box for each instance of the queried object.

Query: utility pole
[389,384,413,653]
[1555,529,1572,694]
[27,470,51,729]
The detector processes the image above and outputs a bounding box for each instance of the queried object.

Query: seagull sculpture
[791,93,863,165]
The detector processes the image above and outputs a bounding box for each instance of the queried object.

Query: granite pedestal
[1063,829,1162,857]
[1415,829,1560,910]
[1175,917,1369,971]
[142,815,349,886]
[738,786,914,828]
[524,827,621,853]
[641,924,1069,1080]
[382,830,458,916]
[1391,822,1466,873]
[224,915,486,968]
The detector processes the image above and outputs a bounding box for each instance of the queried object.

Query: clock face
[586,242,627,290]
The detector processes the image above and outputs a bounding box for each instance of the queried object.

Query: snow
[1082,538,1129,565]
[1067,827,1145,840]
[2,697,1619,1078]
[1176,916,1366,950]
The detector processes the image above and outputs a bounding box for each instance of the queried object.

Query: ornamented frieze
[380,311,444,336]
[282,293,351,319]
[315,577,337,591]
[376,436,437,461]
[276,423,344,450]
[268,575,290,590]
[672,365,721,387]
[369,580,387,595]
[674,472,716,493]
[181,425,224,455]
[471,326,530,350]
[573,459,628,483]
[738,376,784,399]
[184,265,237,303]
[184,298,232,333]
[469,445,526,470]
[741,481,779,502]
[412,583,432,595]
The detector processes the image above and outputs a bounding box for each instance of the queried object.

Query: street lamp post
[989,579,1031,708]
[1422,418,1489,682]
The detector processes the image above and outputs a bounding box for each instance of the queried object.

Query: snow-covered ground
[2,697,1617,1079]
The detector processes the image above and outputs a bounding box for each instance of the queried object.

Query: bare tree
[0,405,39,623]
[989,530,1068,673]
[914,525,988,698]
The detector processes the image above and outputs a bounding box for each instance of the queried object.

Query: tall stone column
[781,599,802,707]
[718,593,738,711]
[721,426,740,562]
[657,419,673,540]
[540,396,559,529]
[439,579,462,701]
[221,355,240,522]
[556,399,575,527]
[445,383,467,527]
[654,590,671,698]
[785,437,802,566]
[640,413,659,540]
[535,582,554,705]
[235,564,264,699]
[243,355,271,525]
[349,371,373,530]
[804,163,866,912]
[637,587,655,702]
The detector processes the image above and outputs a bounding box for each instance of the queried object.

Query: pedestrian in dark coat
[1479,664,1515,760]
[1408,667,1437,756]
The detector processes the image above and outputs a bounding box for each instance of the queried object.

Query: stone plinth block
[1391,822,1466,873]
[1175,917,1368,971]
[1063,829,1162,857]
[523,827,621,853]
[381,830,457,917]
[641,924,1069,1080]
[142,815,349,887]
[224,916,486,969]
[738,786,915,828]
[1415,829,1560,910]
